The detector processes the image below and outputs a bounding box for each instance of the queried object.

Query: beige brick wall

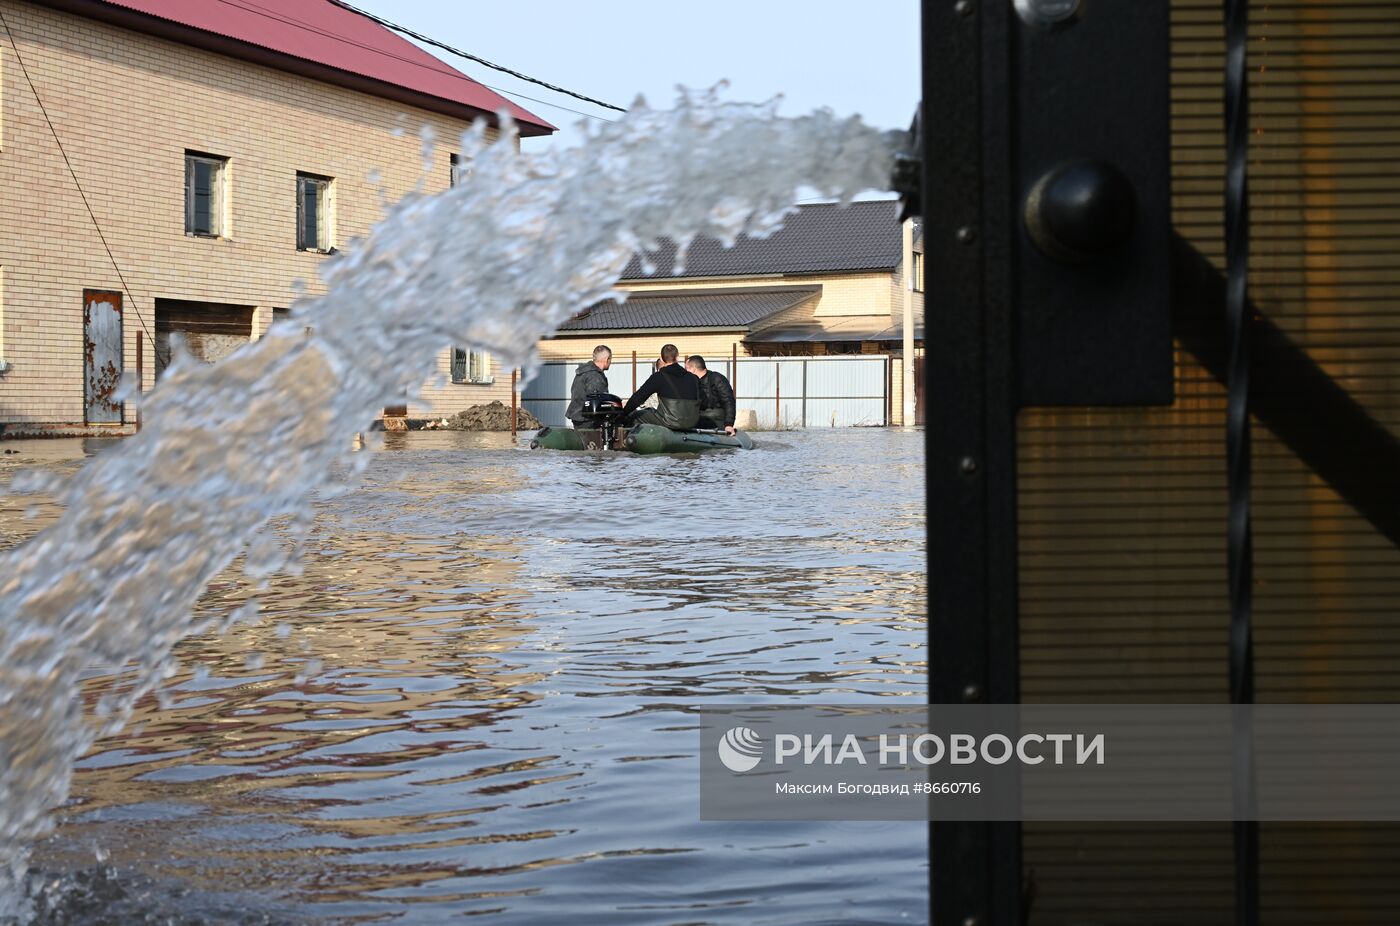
[622,271,896,318]
[0,1,502,427]
[539,331,750,367]
[889,261,926,326]
[407,349,515,419]
[887,260,923,427]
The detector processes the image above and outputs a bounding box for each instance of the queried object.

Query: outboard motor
[581,392,626,450]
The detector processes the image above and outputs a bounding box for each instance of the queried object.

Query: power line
[211,0,615,123]
[327,0,627,114]
[478,83,616,125]
[0,7,156,351]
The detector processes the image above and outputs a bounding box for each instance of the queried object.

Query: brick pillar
[251,306,275,341]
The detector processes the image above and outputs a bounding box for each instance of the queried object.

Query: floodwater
[0,429,926,925]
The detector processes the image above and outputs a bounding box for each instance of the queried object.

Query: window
[451,348,492,384]
[911,251,924,293]
[185,152,227,237]
[296,172,333,251]
[450,153,470,187]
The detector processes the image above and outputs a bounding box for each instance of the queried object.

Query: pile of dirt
[426,401,541,431]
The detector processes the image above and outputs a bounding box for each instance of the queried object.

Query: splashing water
[0,90,895,914]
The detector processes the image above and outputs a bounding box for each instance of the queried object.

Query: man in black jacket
[565,345,612,428]
[621,344,700,430]
[686,355,736,435]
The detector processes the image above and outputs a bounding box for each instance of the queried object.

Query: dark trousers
[628,408,667,427]
[629,408,705,430]
[697,412,726,430]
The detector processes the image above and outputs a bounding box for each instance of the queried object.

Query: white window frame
[185,152,227,238]
[296,172,334,252]
[451,347,493,385]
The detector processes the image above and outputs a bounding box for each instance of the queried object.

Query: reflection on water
[1,430,926,924]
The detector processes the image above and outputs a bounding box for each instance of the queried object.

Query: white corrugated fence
[522,355,889,429]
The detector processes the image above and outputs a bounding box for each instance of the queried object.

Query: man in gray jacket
[566,345,612,428]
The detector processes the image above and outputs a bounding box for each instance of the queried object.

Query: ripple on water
[7,429,926,924]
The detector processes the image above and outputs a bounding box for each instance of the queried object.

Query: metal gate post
[923,1,1021,923]
[774,360,781,430]
[801,359,808,428]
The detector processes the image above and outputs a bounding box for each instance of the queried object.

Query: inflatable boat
[531,422,754,454]
[529,393,755,454]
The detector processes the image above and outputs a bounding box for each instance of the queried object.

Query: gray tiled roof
[621,200,901,280]
[556,287,819,332]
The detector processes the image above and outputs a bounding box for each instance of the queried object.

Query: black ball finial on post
[1023,159,1136,263]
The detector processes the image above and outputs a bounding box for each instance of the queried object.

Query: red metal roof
[59,0,554,134]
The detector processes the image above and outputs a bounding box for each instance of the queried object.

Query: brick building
[0,0,552,435]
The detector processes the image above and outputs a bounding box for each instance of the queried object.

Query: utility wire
[327,0,627,114]
[476,83,616,124]
[0,7,155,351]
[211,0,615,123]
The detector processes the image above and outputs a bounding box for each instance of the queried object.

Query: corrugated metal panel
[520,361,574,427]
[803,357,886,427]
[603,361,643,400]
[1021,2,1400,923]
[734,357,885,429]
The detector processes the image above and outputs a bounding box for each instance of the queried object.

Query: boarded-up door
[83,289,124,424]
[153,299,255,376]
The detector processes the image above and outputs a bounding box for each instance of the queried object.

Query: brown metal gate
[920,1,1400,923]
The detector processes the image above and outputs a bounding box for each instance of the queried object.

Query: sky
[352,0,921,155]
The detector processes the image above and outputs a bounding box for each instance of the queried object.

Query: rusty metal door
[83,290,124,425]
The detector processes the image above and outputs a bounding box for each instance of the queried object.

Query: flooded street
[0,430,926,924]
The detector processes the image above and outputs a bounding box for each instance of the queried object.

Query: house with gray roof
[536,200,924,425]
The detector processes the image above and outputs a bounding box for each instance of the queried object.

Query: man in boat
[685,355,737,435]
[565,345,613,429]
[620,344,700,430]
